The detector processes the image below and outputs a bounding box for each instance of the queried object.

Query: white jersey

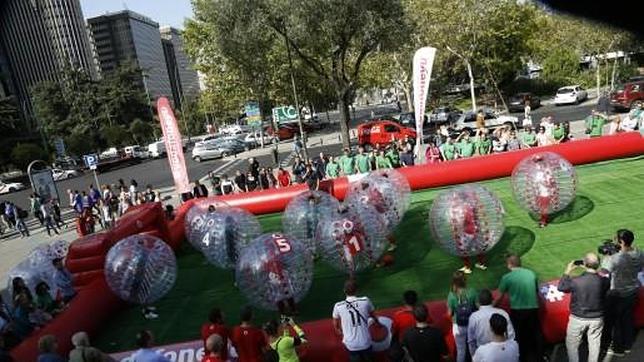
[473,340,519,362]
[332,296,374,351]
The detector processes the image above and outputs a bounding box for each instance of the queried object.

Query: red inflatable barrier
[109,202,166,243]
[66,233,111,260]
[72,270,105,288]
[65,255,105,274]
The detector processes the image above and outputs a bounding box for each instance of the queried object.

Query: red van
[357,120,417,147]
[611,81,644,110]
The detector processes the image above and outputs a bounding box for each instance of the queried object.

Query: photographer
[263,316,307,362]
[557,253,609,362]
[600,229,644,356]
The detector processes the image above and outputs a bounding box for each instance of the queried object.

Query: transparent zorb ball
[235,233,313,311]
[200,207,262,269]
[317,204,388,274]
[282,190,341,254]
[344,175,405,232]
[368,169,411,216]
[6,244,58,298]
[185,200,229,251]
[511,152,577,215]
[48,239,70,259]
[429,184,505,257]
[104,234,177,305]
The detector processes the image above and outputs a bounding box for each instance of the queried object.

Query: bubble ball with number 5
[200,207,262,269]
[282,190,341,254]
[185,199,229,251]
[235,233,314,311]
[317,204,388,274]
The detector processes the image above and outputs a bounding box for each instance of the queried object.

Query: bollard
[320,137,324,145]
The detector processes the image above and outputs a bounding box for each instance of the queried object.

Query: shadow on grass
[528,195,594,225]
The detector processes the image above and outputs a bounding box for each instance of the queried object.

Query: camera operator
[600,229,644,356]
[557,253,609,362]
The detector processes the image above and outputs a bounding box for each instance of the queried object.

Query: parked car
[0,180,26,194]
[268,123,308,141]
[191,139,246,162]
[244,132,274,148]
[392,113,416,127]
[554,85,588,105]
[357,120,416,147]
[429,106,462,124]
[123,145,149,159]
[99,147,119,159]
[452,109,519,133]
[508,92,541,112]
[51,168,82,181]
[147,140,166,158]
[610,81,644,110]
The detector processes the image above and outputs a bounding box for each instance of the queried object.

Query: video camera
[598,239,620,256]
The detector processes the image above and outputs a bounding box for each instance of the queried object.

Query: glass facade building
[160,26,200,109]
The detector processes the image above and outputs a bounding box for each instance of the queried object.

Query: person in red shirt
[202,334,225,362]
[277,168,291,188]
[201,308,229,360]
[230,306,267,362]
[392,290,419,342]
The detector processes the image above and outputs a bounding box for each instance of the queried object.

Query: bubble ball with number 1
[282,190,341,254]
[105,234,177,305]
[235,233,314,311]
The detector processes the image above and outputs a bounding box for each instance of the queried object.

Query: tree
[129,118,154,144]
[100,125,129,148]
[11,143,47,170]
[0,95,20,133]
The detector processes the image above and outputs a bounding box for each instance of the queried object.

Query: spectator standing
[129,179,139,201]
[293,136,303,158]
[400,146,415,167]
[601,229,644,356]
[258,169,270,190]
[536,126,552,147]
[439,138,457,161]
[68,331,114,362]
[144,185,158,203]
[193,180,209,198]
[354,147,371,174]
[375,150,392,169]
[314,153,328,179]
[230,306,266,362]
[248,158,260,179]
[474,131,492,155]
[40,200,60,236]
[266,167,278,188]
[523,100,532,128]
[402,304,447,362]
[246,172,258,192]
[325,156,340,179]
[475,110,486,129]
[472,314,519,362]
[552,123,567,143]
[202,334,225,362]
[277,168,291,188]
[233,170,247,193]
[132,330,171,362]
[263,317,307,362]
[447,270,478,362]
[292,157,307,183]
[332,280,379,361]
[456,132,475,159]
[585,110,607,138]
[467,289,515,356]
[37,335,65,362]
[66,189,74,208]
[520,127,537,148]
[424,142,440,164]
[51,199,65,228]
[201,308,229,361]
[30,194,44,226]
[557,253,609,362]
[507,131,521,151]
[385,146,400,168]
[220,175,235,195]
[13,203,29,237]
[339,149,355,176]
[494,254,542,362]
[392,290,419,342]
[303,164,320,191]
[52,258,76,303]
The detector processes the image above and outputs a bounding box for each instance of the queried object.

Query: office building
[87,10,173,103]
[0,0,95,125]
[160,26,200,109]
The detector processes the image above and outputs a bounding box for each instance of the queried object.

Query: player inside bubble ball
[531,156,558,228]
[263,234,298,317]
[223,215,238,265]
[450,195,488,274]
[305,195,322,240]
[358,181,398,256]
[332,218,367,277]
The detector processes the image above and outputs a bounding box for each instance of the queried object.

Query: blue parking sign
[83,154,99,170]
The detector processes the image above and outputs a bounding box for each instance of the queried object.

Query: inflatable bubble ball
[344,176,404,232]
[185,200,229,251]
[429,184,505,257]
[6,244,58,297]
[48,239,69,259]
[200,207,262,269]
[317,203,388,274]
[511,152,577,216]
[368,169,411,216]
[105,234,177,305]
[282,190,341,254]
[235,233,314,311]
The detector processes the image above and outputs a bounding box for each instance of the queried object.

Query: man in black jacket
[558,253,609,362]
[193,180,208,198]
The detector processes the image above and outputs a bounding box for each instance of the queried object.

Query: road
[1,100,608,210]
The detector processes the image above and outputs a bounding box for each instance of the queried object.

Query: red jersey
[392,309,416,341]
[278,172,291,187]
[201,323,229,359]
[463,207,477,235]
[343,231,365,256]
[230,325,266,362]
[201,355,224,362]
[367,188,387,213]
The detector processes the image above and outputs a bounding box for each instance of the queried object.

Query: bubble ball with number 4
[317,204,388,274]
[105,234,177,305]
[235,233,314,311]
[201,207,262,269]
[185,200,229,251]
[282,190,341,254]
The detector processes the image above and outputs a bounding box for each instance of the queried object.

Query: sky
[79,0,194,29]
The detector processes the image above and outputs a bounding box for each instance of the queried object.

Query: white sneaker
[144,312,159,320]
[458,266,472,274]
[474,263,488,270]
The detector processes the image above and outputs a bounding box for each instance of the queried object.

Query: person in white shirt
[523,102,532,128]
[468,289,515,356]
[473,313,519,362]
[132,330,170,362]
[332,280,379,361]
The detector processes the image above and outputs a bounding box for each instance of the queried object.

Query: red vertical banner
[157,97,191,194]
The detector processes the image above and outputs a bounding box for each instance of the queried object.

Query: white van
[147,141,166,158]
[124,145,148,159]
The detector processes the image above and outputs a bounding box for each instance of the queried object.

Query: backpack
[454,291,475,327]
[262,337,282,362]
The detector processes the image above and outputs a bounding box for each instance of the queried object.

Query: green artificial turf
[94,156,644,352]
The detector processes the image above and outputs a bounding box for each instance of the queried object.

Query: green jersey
[586,116,605,137]
[498,267,539,309]
[376,155,392,169]
[339,155,355,175]
[553,127,565,141]
[521,132,536,146]
[355,154,371,173]
[475,138,491,155]
[385,149,400,167]
[458,140,475,158]
[270,334,300,362]
[326,161,340,178]
[447,288,478,317]
[440,143,457,160]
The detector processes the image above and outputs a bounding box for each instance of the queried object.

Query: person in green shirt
[520,126,537,148]
[456,132,475,158]
[385,145,400,168]
[325,155,340,179]
[375,149,393,169]
[585,110,606,137]
[439,138,457,161]
[493,254,542,360]
[339,148,355,176]
[474,131,492,155]
[35,282,61,315]
[354,147,371,174]
[446,270,478,362]
[263,317,307,362]
[552,123,566,143]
